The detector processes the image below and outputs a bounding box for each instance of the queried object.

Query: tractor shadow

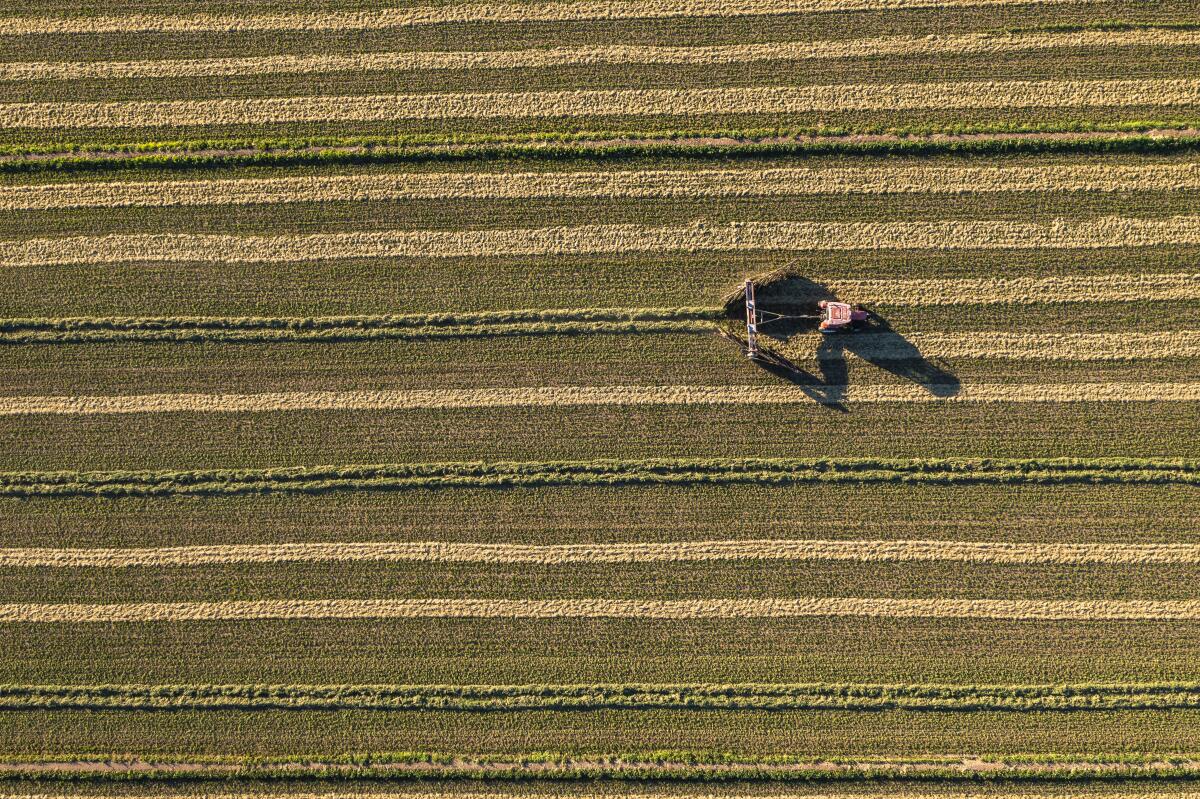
[733,276,961,405]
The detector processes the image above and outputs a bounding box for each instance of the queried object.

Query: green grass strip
[8,682,1200,712]
[0,308,718,345]
[4,752,1200,783]
[3,123,1199,174]
[4,458,1200,499]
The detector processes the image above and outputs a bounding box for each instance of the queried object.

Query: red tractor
[817,300,870,333]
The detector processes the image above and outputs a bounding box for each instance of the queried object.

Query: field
[2,0,1200,798]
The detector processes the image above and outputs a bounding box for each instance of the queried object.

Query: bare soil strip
[7,597,1200,622]
[5,217,1200,265]
[0,0,1105,36]
[5,80,1198,130]
[8,163,1200,211]
[4,382,1200,417]
[8,539,1200,567]
[6,29,1195,82]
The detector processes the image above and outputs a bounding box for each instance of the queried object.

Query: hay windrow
[8,539,1200,567]
[6,597,1200,622]
[5,217,1200,265]
[3,457,1196,498]
[3,382,1200,417]
[7,163,1200,211]
[8,682,1200,711]
[0,0,1106,36]
[5,29,1196,82]
[5,80,1198,129]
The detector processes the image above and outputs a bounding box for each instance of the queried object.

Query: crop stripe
[7,539,1200,568]
[5,217,1200,265]
[0,0,1107,36]
[6,163,1200,211]
[4,80,1197,130]
[4,29,1194,82]
[7,597,1200,622]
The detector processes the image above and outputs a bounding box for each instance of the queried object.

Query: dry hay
[7,539,1200,567]
[5,79,1197,129]
[5,217,1200,265]
[0,0,1106,35]
[4,382,1200,416]
[7,163,1200,211]
[6,597,1200,622]
[4,28,1194,81]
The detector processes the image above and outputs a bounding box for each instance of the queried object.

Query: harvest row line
[2,457,1195,498]
[6,80,1197,130]
[7,217,1200,265]
[9,681,1200,711]
[5,28,1194,82]
[2,321,1194,357]
[9,162,1200,210]
[8,538,1200,567]
[10,597,1200,622]
[6,381,1200,417]
[0,0,1101,36]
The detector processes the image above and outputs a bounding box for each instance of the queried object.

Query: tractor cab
[818,300,869,333]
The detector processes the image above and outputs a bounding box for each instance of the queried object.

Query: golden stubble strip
[5,79,1197,130]
[830,273,1200,306]
[4,597,1200,622]
[8,795,1197,799]
[5,217,1200,265]
[5,28,1195,81]
[0,0,1105,36]
[4,382,1200,416]
[8,163,1200,211]
[7,539,1200,568]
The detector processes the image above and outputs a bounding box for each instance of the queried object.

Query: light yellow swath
[4,80,1197,129]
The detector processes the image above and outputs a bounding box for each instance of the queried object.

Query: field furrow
[5,80,1198,130]
[9,538,1200,567]
[9,597,1200,622]
[9,163,1200,210]
[0,0,1108,36]
[6,28,1198,82]
[6,217,1200,265]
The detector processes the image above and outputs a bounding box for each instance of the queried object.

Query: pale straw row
[826,273,1200,306]
[2,795,1195,799]
[5,597,1200,622]
[7,163,1200,211]
[7,539,1200,568]
[5,28,1194,82]
[4,382,1199,417]
[822,331,1200,361]
[5,79,1198,129]
[5,217,1200,266]
[0,0,1106,36]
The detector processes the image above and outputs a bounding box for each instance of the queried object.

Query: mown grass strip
[11,539,1200,567]
[818,331,1200,361]
[6,80,1197,129]
[8,130,1200,175]
[8,682,1200,711]
[5,382,1200,417]
[6,217,1200,265]
[8,163,1200,211]
[0,0,1105,36]
[2,458,1197,499]
[0,308,716,344]
[6,28,1196,82]
[10,597,1200,622]
[1,275,1194,344]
